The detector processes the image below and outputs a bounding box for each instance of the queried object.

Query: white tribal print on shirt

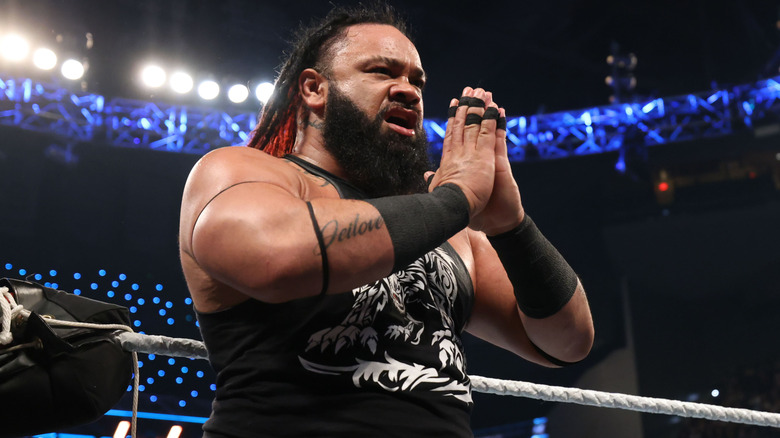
[299,246,473,405]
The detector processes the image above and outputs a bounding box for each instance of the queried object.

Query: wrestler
[178,4,594,437]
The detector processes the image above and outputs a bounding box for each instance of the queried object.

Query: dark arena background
[1,1,780,437]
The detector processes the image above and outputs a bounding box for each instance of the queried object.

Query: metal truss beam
[2,74,779,163]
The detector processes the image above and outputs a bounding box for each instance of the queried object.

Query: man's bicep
[191,182,322,302]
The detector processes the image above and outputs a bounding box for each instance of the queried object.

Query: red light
[658,182,670,192]
[749,171,757,179]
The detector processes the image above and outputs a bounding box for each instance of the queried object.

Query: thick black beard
[322,86,431,198]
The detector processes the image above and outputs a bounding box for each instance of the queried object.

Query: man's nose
[389,79,421,106]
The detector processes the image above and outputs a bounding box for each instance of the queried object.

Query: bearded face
[321,84,431,198]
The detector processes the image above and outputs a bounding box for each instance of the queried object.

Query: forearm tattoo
[315,214,385,255]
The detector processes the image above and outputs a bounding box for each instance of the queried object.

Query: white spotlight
[166,425,183,438]
[198,80,220,100]
[0,34,30,61]
[255,82,274,104]
[141,65,166,88]
[170,71,193,94]
[32,47,57,70]
[228,84,249,103]
[61,59,85,80]
[711,389,720,398]
[113,420,131,438]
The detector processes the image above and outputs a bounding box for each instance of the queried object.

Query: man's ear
[299,68,327,113]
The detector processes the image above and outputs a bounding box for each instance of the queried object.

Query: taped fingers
[458,96,485,108]
[482,107,499,120]
[497,117,507,130]
[447,106,458,118]
[465,113,483,126]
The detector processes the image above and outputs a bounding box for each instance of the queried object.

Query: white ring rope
[115,332,780,429]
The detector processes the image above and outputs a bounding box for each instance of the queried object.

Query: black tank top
[196,156,476,437]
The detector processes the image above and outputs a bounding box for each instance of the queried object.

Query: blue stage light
[4,263,12,270]
[181,367,188,373]
[138,385,145,392]
[18,269,26,275]
[51,283,58,289]
[137,361,143,368]
[168,358,176,365]
[44,282,51,287]
[34,273,42,280]
[132,283,139,291]
[73,289,81,295]
[49,269,57,276]
[176,377,184,384]
[73,272,81,279]
[166,301,173,308]
[191,390,198,397]
[98,269,106,276]
[148,354,155,360]
[159,309,166,316]
[138,298,145,305]
[150,395,158,402]
[153,297,161,304]
[147,377,154,384]
[134,320,141,327]
[158,370,165,377]
[196,371,204,378]
[184,297,193,305]
[210,384,216,391]
[112,281,119,287]
[90,283,98,290]
[167,318,174,325]
[107,291,115,298]
[119,274,127,280]
[125,293,132,301]
[130,306,137,313]
[179,400,186,407]
[156,284,163,291]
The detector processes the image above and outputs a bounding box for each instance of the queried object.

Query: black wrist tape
[483,107,499,120]
[459,96,485,108]
[487,215,578,318]
[366,184,470,272]
[497,116,507,130]
[306,201,329,295]
[447,106,458,118]
[465,113,483,126]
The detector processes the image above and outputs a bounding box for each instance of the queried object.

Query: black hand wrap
[459,96,485,108]
[497,117,507,130]
[447,106,458,118]
[366,184,470,272]
[465,113,483,126]
[487,214,578,319]
[482,107,500,120]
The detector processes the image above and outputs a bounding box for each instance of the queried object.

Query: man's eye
[370,67,392,76]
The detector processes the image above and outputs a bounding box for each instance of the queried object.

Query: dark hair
[246,2,411,156]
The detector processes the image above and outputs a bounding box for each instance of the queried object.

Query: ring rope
[115,332,780,429]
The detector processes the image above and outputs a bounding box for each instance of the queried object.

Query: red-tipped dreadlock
[245,2,411,157]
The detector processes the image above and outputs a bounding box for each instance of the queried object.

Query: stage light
[61,58,85,80]
[711,389,720,398]
[167,425,183,438]
[197,80,220,100]
[113,420,130,438]
[141,65,166,88]
[170,71,193,94]
[32,48,57,70]
[657,182,669,192]
[228,84,249,103]
[255,82,274,104]
[0,34,30,61]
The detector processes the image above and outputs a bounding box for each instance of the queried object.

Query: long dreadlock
[246,3,411,156]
